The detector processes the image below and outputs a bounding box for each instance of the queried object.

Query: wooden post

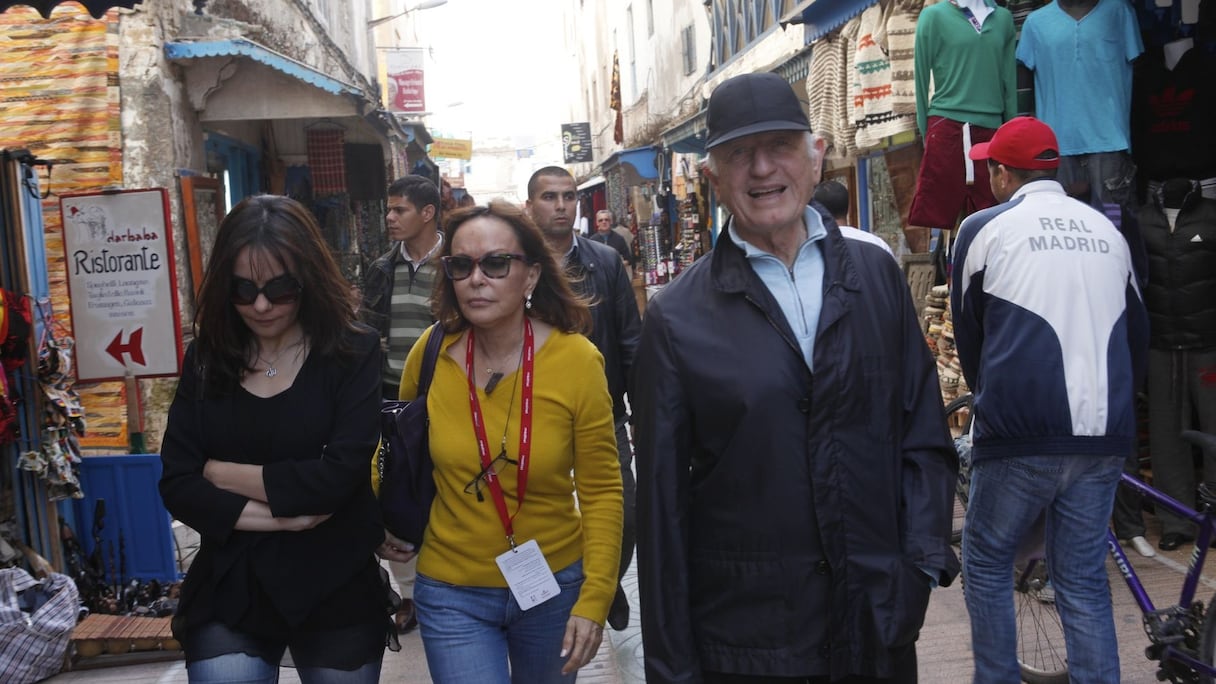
[124,372,145,454]
[44,495,63,572]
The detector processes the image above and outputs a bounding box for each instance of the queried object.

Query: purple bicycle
[1013,429,1216,684]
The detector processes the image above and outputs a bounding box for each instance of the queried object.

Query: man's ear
[812,135,827,177]
[422,203,437,224]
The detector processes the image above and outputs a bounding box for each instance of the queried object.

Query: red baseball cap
[968,116,1060,170]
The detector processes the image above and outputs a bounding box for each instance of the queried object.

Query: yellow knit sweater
[398,325,623,624]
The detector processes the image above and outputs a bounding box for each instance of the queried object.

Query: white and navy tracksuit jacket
[951,179,1150,462]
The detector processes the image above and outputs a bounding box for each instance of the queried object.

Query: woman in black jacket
[160,195,390,683]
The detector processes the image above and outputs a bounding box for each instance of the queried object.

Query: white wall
[562,0,712,171]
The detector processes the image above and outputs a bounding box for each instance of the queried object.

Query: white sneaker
[1125,535,1156,558]
[1037,581,1056,605]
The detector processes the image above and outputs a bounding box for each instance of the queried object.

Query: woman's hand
[203,459,268,502]
[559,614,604,675]
[280,513,331,531]
[376,531,417,563]
[233,501,330,532]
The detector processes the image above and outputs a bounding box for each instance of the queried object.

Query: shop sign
[561,122,593,163]
[59,188,183,382]
[385,48,426,114]
[430,137,473,160]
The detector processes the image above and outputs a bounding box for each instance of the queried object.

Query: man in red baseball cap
[967,115,1061,202]
[951,115,1149,682]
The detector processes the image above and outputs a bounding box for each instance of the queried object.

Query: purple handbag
[378,324,444,546]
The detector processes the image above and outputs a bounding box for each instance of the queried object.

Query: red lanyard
[465,319,534,548]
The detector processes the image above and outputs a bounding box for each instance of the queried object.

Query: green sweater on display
[914,0,1017,137]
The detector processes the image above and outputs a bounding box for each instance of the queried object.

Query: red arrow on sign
[105,327,146,366]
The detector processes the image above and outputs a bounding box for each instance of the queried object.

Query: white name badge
[495,539,561,611]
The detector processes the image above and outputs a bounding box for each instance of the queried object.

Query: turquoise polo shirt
[1016,0,1143,155]
[728,207,827,371]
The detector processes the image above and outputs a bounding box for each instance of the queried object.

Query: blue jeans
[963,454,1123,684]
[414,559,585,684]
[187,652,382,683]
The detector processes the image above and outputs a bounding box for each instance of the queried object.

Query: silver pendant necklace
[257,338,305,378]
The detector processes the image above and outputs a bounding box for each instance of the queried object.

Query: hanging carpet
[0,1,142,19]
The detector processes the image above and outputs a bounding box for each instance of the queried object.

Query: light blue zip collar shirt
[728,206,827,371]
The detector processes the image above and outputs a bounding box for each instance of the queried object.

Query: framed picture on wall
[180,175,225,299]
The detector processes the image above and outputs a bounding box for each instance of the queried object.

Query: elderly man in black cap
[632,72,959,683]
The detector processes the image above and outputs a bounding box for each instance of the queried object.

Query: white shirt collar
[401,231,444,266]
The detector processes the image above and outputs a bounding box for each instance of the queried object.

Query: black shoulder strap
[416,323,444,396]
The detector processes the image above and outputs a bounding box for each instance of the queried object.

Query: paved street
[47,508,1216,683]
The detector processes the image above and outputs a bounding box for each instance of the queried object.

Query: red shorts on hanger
[909,116,1000,229]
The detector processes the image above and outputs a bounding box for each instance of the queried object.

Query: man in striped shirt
[362,175,444,400]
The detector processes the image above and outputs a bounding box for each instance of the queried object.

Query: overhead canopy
[603,146,659,186]
[661,110,708,156]
[397,120,433,146]
[0,0,142,18]
[577,175,605,191]
[780,0,880,43]
[165,39,371,121]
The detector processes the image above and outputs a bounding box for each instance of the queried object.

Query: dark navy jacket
[567,235,641,421]
[1140,185,1216,350]
[633,205,958,681]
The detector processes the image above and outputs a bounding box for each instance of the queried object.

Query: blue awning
[781,0,880,44]
[661,110,708,156]
[603,146,660,184]
[164,39,363,98]
[395,120,433,146]
[775,47,814,84]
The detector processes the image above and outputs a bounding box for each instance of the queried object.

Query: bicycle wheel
[1197,590,1216,683]
[1015,558,1070,684]
[945,393,973,544]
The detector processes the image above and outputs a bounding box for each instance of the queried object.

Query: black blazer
[569,236,642,420]
[159,327,385,638]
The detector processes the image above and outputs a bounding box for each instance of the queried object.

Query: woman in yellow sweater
[383,200,622,683]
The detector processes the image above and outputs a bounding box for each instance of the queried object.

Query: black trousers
[703,644,917,684]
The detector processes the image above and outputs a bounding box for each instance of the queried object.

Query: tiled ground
[45,507,1216,683]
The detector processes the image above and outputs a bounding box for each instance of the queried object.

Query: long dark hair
[433,200,591,335]
[193,194,360,393]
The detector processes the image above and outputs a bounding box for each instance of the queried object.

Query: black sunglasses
[441,253,530,281]
[230,274,303,306]
[463,450,518,502]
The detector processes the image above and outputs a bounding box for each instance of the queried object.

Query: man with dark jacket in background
[527,166,642,631]
[361,174,443,634]
[632,72,959,683]
[592,209,635,271]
